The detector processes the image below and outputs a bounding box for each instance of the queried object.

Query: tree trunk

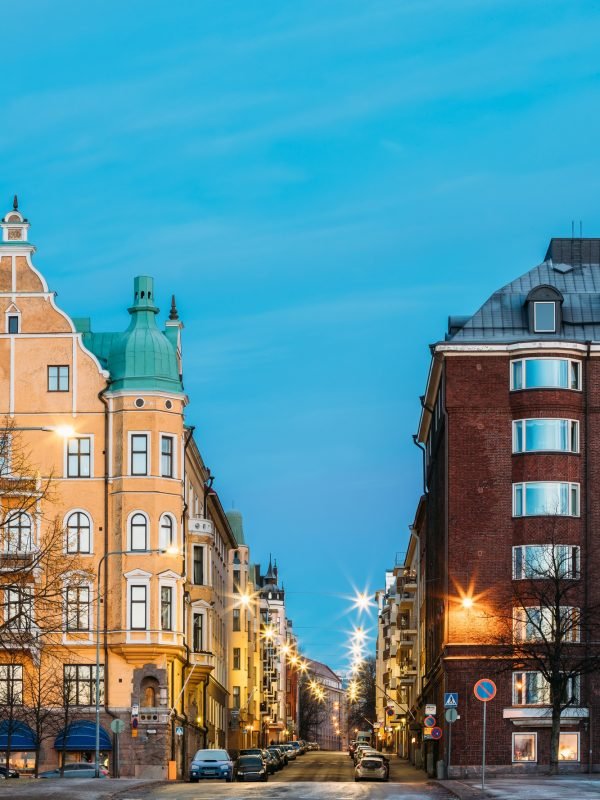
[549,701,562,775]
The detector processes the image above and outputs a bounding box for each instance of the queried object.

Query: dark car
[189,749,233,782]
[40,764,108,779]
[262,749,278,774]
[0,766,19,779]
[236,755,267,782]
[239,748,264,759]
[268,745,287,766]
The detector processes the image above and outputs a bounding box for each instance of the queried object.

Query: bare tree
[298,676,327,742]
[484,534,600,773]
[347,656,376,735]
[22,653,64,777]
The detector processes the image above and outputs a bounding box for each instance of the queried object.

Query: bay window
[513,545,580,580]
[514,606,580,642]
[513,482,579,517]
[512,419,578,453]
[511,358,580,391]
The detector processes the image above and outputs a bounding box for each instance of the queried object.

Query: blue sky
[4,0,600,671]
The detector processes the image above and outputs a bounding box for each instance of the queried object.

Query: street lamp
[94,545,179,778]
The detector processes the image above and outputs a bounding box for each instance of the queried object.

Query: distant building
[305,659,346,750]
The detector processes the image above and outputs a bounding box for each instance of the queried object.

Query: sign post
[110,718,125,778]
[445,708,458,775]
[473,679,497,791]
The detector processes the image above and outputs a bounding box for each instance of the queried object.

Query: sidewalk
[0,778,163,800]
[435,775,600,800]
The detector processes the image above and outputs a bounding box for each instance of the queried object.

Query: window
[48,366,69,392]
[513,482,579,517]
[0,435,11,476]
[161,586,172,631]
[161,436,174,478]
[67,437,91,478]
[513,419,578,454]
[130,513,148,551]
[0,664,22,705]
[64,665,104,706]
[533,302,556,333]
[130,585,147,630]
[66,586,90,631]
[193,612,204,652]
[66,512,91,554]
[233,648,241,670]
[513,671,580,707]
[233,686,241,709]
[233,608,241,632]
[513,545,580,580]
[233,570,241,593]
[514,607,580,643]
[6,587,32,630]
[559,732,579,762]
[511,358,580,391]
[159,515,174,550]
[5,512,32,553]
[131,434,148,476]
[7,316,19,334]
[193,546,204,585]
[513,732,537,762]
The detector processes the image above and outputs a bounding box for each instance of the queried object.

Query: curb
[109,780,168,799]
[432,779,485,799]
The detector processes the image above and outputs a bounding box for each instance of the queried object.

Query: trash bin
[168,760,177,780]
[436,759,446,780]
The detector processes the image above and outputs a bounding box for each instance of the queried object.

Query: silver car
[355,755,388,782]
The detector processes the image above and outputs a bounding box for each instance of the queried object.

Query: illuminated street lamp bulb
[239,593,251,607]
[54,424,75,438]
[352,627,366,641]
[281,644,291,655]
[263,627,274,640]
[462,596,474,609]
[354,591,372,612]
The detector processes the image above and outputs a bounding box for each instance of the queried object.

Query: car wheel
[189,777,198,783]
[225,774,232,783]
[355,776,360,782]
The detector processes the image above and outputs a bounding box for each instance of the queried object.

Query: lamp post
[94,546,178,778]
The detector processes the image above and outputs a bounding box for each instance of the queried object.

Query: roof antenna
[12,195,18,211]
[580,220,583,238]
[571,220,575,239]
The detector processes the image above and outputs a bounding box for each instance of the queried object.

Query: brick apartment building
[415,238,600,775]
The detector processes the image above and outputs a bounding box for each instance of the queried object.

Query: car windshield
[239,756,262,766]
[362,758,383,767]
[240,749,261,755]
[194,749,228,761]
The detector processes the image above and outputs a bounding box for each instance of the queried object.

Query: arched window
[66,512,91,553]
[5,512,32,552]
[526,285,563,334]
[159,514,174,550]
[130,513,148,551]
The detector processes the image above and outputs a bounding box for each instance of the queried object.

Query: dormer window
[526,285,563,335]
[534,302,556,333]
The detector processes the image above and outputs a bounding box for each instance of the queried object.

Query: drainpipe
[584,342,592,773]
[412,436,427,495]
[179,427,194,772]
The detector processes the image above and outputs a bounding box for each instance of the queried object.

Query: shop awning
[54,720,112,751]
[0,720,37,751]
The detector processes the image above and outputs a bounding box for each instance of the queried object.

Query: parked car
[235,755,268,782]
[353,744,372,764]
[311,742,320,750]
[0,766,19,779]
[40,764,108,779]
[262,749,278,774]
[289,741,303,756]
[267,746,286,768]
[280,743,297,760]
[349,739,358,758]
[189,749,233,782]
[355,755,388,782]
[239,748,264,759]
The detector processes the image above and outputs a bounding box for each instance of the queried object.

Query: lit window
[512,419,578,453]
[0,664,22,705]
[130,585,147,630]
[66,512,91,553]
[130,513,148,551]
[160,586,173,631]
[131,434,148,476]
[533,302,556,332]
[511,359,580,391]
[67,437,91,478]
[559,732,579,761]
[513,482,579,517]
[66,586,90,631]
[513,732,537,762]
[48,366,69,392]
[513,545,579,580]
[161,436,174,478]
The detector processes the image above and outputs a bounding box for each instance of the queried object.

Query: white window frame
[512,731,537,763]
[559,731,580,762]
[159,513,177,551]
[512,419,579,454]
[65,583,91,633]
[159,433,177,479]
[158,571,178,640]
[125,569,151,641]
[0,664,23,705]
[128,431,151,477]
[512,482,580,517]
[510,358,581,391]
[64,435,94,479]
[5,586,33,630]
[5,308,21,335]
[64,509,93,555]
[191,601,210,653]
[192,544,206,586]
[3,511,34,554]
[128,510,149,552]
[512,544,580,580]
[514,606,580,643]
[533,301,556,333]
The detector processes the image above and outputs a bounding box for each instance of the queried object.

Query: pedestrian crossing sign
[444,692,458,708]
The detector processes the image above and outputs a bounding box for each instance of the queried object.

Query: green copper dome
[77,276,183,393]
[226,510,245,546]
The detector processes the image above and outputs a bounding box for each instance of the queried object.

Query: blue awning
[0,720,37,750]
[54,721,112,751]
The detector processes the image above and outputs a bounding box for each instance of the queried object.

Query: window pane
[130,514,147,550]
[161,586,172,630]
[161,436,173,477]
[534,302,556,332]
[520,482,573,515]
[8,316,18,334]
[524,359,570,389]
[559,733,579,761]
[512,361,523,390]
[513,733,536,762]
[525,419,569,451]
[131,435,148,475]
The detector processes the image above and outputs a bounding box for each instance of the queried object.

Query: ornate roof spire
[12,195,18,211]
[169,294,179,321]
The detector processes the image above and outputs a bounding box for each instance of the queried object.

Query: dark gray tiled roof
[449,252,600,343]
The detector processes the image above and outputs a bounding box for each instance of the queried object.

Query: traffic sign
[425,704,436,715]
[423,715,436,728]
[430,726,443,740]
[423,727,434,740]
[473,678,497,702]
[111,719,125,734]
[445,708,458,723]
[444,692,458,708]
[175,726,184,736]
